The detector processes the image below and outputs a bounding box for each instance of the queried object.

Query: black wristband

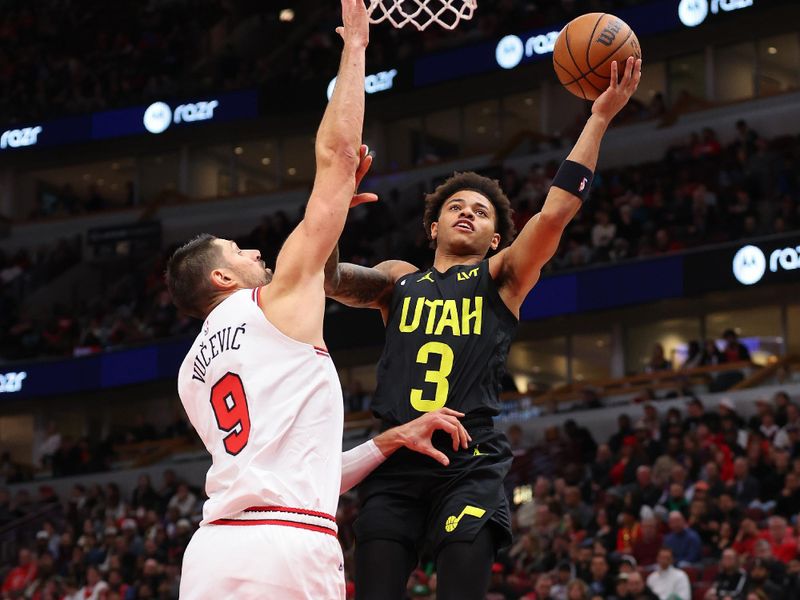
[552,160,594,202]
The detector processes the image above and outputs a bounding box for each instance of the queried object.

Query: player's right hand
[397,408,472,466]
[592,56,642,122]
[350,144,378,208]
[336,0,370,48]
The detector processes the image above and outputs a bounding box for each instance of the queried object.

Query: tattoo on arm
[323,245,341,295]
[331,263,393,308]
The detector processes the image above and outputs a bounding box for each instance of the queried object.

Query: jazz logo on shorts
[445,505,486,532]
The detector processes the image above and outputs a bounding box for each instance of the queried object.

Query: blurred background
[1,0,800,598]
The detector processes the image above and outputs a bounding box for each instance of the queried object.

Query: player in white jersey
[165,2,470,598]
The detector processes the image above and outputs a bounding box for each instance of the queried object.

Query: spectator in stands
[564,420,597,465]
[566,578,591,600]
[624,571,659,600]
[632,516,663,570]
[646,548,691,600]
[132,474,160,512]
[760,516,798,564]
[631,466,662,513]
[610,415,635,454]
[732,120,759,158]
[706,548,747,600]
[775,470,800,518]
[591,210,617,252]
[721,330,751,363]
[681,341,703,369]
[2,547,38,594]
[751,539,787,584]
[664,511,702,567]
[77,564,109,599]
[645,343,672,373]
[746,559,783,599]
[773,391,792,427]
[583,553,614,597]
[728,457,760,507]
[166,482,197,518]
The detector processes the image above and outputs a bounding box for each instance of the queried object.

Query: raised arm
[492,57,642,313]
[260,0,369,344]
[270,0,368,289]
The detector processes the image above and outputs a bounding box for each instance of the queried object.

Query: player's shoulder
[373,260,418,283]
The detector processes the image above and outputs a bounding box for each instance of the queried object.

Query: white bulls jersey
[177,287,344,526]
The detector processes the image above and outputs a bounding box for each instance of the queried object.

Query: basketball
[553,13,642,100]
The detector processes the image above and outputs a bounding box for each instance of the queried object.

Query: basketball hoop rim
[366,0,478,31]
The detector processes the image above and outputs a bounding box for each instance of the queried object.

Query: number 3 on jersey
[410,342,454,412]
[210,372,251,455]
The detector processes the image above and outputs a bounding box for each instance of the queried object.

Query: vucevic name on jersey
[371,260,518,426]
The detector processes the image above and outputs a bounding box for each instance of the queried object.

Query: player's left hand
[395,408,472,466]
[592,56,642,122]
[351,144,378,208]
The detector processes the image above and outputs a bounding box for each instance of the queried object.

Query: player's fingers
[623,56,634,84]
[437,408,465,418]
[359,154,373,176]
[420,443,450,466]
[435,415,469,450]
[609,60,618,89]
[350,193,378,207]
[456,421,470,449]
[335,26,344,39]
[631,58,643,91]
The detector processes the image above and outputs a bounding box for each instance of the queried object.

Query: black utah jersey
[371,259,518,426]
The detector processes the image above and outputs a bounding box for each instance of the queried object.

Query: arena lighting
[279,8,295,22]
[326,69,398,100]
[678,0,754,28]
[0,371,27,393]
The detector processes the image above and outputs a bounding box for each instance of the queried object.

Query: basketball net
[366,0,477,31]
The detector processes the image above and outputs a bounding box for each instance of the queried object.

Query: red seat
[683,566,700,582]
[693,581,711,600]
[702,564,718,582]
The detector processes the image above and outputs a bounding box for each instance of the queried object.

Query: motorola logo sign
[143,99,220,134]
[495,31,559,70]
[732,241,800,285]
[678,0,708,27]
[732,245,766,285]
[0,371,27,394]
[327,69,398,101]
[1,126,43,150]
[678,0,753,28]
[496,35,524,69]
[143,102,172,134]
[770,245,800,274]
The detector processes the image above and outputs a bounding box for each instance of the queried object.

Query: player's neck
[432,249,483,273]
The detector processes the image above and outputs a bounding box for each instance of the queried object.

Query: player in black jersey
[326,57,642,600]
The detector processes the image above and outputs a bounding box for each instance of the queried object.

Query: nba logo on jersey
[579,177,588,192]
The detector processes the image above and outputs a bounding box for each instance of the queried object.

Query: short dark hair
[165,233,224,319]
[422,172,515,252]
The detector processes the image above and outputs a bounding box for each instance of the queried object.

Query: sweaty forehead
[445,190,494,213]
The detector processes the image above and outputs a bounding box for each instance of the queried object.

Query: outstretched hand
[592,56,642,122]
[350,144,378,208]
[336,0,370,47]
[393,408,472,466]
